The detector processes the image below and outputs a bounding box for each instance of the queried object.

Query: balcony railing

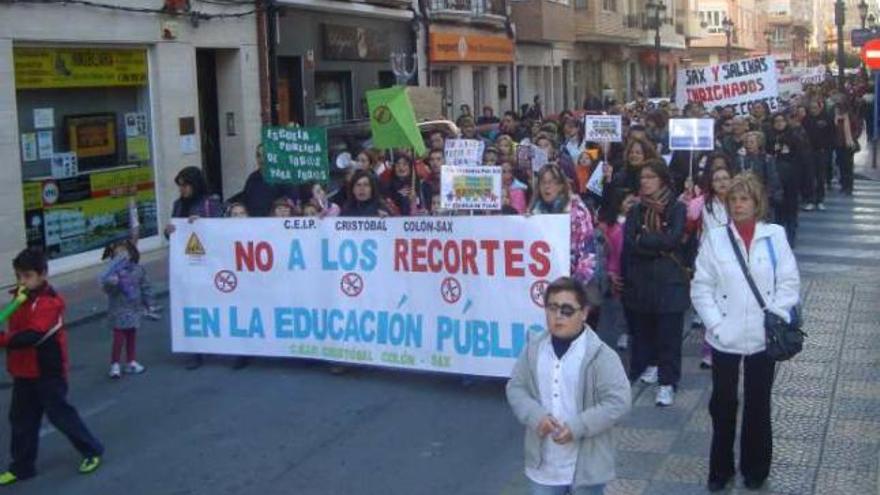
[430,0,506,17]
[623,13,673,30]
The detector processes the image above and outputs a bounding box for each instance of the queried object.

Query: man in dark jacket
[802,98,836,210]
[241,144,299,217]
[0,249,104,485]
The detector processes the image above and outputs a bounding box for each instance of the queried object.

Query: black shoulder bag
[726,227,805,361]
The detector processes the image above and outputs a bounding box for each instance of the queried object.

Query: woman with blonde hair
[691,173,800,492]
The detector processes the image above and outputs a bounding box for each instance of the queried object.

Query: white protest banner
[170,217,571,377]
[669,118,715,151]
[777,72,804,100]
[586,161,605,196]
[440,166,502,211]
[676,56,779,116]
[444,139,485,166]
[799,66,826,86]
[584,115,623,143]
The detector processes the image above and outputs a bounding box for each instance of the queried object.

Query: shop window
[314,72,352,126]
[14,46,158,261]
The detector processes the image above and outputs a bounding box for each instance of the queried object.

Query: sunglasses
[545,303,582,318]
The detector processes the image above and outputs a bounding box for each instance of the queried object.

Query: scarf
[533,195,567,215]
[640,186,673,233]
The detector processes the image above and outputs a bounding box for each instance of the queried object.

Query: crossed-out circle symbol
[340,272,364,297]
[530,280,549,308]
[440,277,462,304]
[214,270,238,293]
[373,105,392,124]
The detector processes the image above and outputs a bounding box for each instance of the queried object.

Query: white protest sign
[669,119,715,151]
[440,166,502,211]
[584,115,622,143]
[169,217,571,377]
[586,161,605,196]
[777,72,803,100]
[676,56,779,116]
[444,139,485,166]
[515,144,549,173]
[799,66,826,86]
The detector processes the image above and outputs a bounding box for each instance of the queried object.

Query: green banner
[261,126,329,184]
[367,87,426,156]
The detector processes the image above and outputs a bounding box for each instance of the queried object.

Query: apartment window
[575,0,588,9]
[700,10,727,33]
[773,26,787,42]
[602,0,616,11]
[549,0,571,5]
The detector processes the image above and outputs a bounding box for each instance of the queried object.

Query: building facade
[510,0,688,111]
[0,0,260,283]
[273,0,418,127]
[423,0,515,120]
[690,0,762,65]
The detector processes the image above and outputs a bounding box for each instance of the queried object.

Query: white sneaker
[109,363,121,379]
[616,334,629,350]
[817,202,827,211]
[801,203,815,211]
[639,366,659,384]
[656,385,675,407]
[125,361,146,374]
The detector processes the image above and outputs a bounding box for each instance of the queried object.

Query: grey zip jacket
[506,329,631,488]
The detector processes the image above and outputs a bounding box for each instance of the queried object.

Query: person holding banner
[622,159,689,407]
[506,277,631,495]
[380,155,423,216]
[529,165,596,289]
[342,169,390,218]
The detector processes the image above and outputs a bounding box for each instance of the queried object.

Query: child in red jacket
[0,248,103,485]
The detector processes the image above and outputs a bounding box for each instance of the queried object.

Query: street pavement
[0,167,879,494]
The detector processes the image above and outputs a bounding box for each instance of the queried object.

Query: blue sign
[852,28,880,48]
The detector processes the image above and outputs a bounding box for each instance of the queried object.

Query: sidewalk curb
[66,287,170,329]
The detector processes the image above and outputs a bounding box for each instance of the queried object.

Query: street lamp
[764,29,773,56]
[722,17,735,62]
[836,0,846,90]
[858,0,869,29]
[645,0,666,97]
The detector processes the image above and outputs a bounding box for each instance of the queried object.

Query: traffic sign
[862,39,880,70]
[852,28,880,48]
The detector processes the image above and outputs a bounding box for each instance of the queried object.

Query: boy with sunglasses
[507,277,631,495]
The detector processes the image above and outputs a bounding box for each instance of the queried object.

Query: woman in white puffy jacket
[690,173,800,493]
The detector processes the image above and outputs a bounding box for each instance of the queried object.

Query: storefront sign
[675,56,779,116]
[22,166,158,259]
[440,166,502,210]
[169,216,570,377]
[429,33,514,63]
[262,126,329,184]
[322,24,389,61]
[14,47,148,89]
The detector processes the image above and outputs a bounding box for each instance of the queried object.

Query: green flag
[367,86,426,156]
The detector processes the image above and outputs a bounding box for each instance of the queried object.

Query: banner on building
[675,56,779,116]
[584,115,623,143]
[261,126,329,185]
[669,118,715,151]
[440,166,502,210]
[444,139,485,166]
[169,217,571,377]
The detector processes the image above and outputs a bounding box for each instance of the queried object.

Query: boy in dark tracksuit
[0,249,103,485]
